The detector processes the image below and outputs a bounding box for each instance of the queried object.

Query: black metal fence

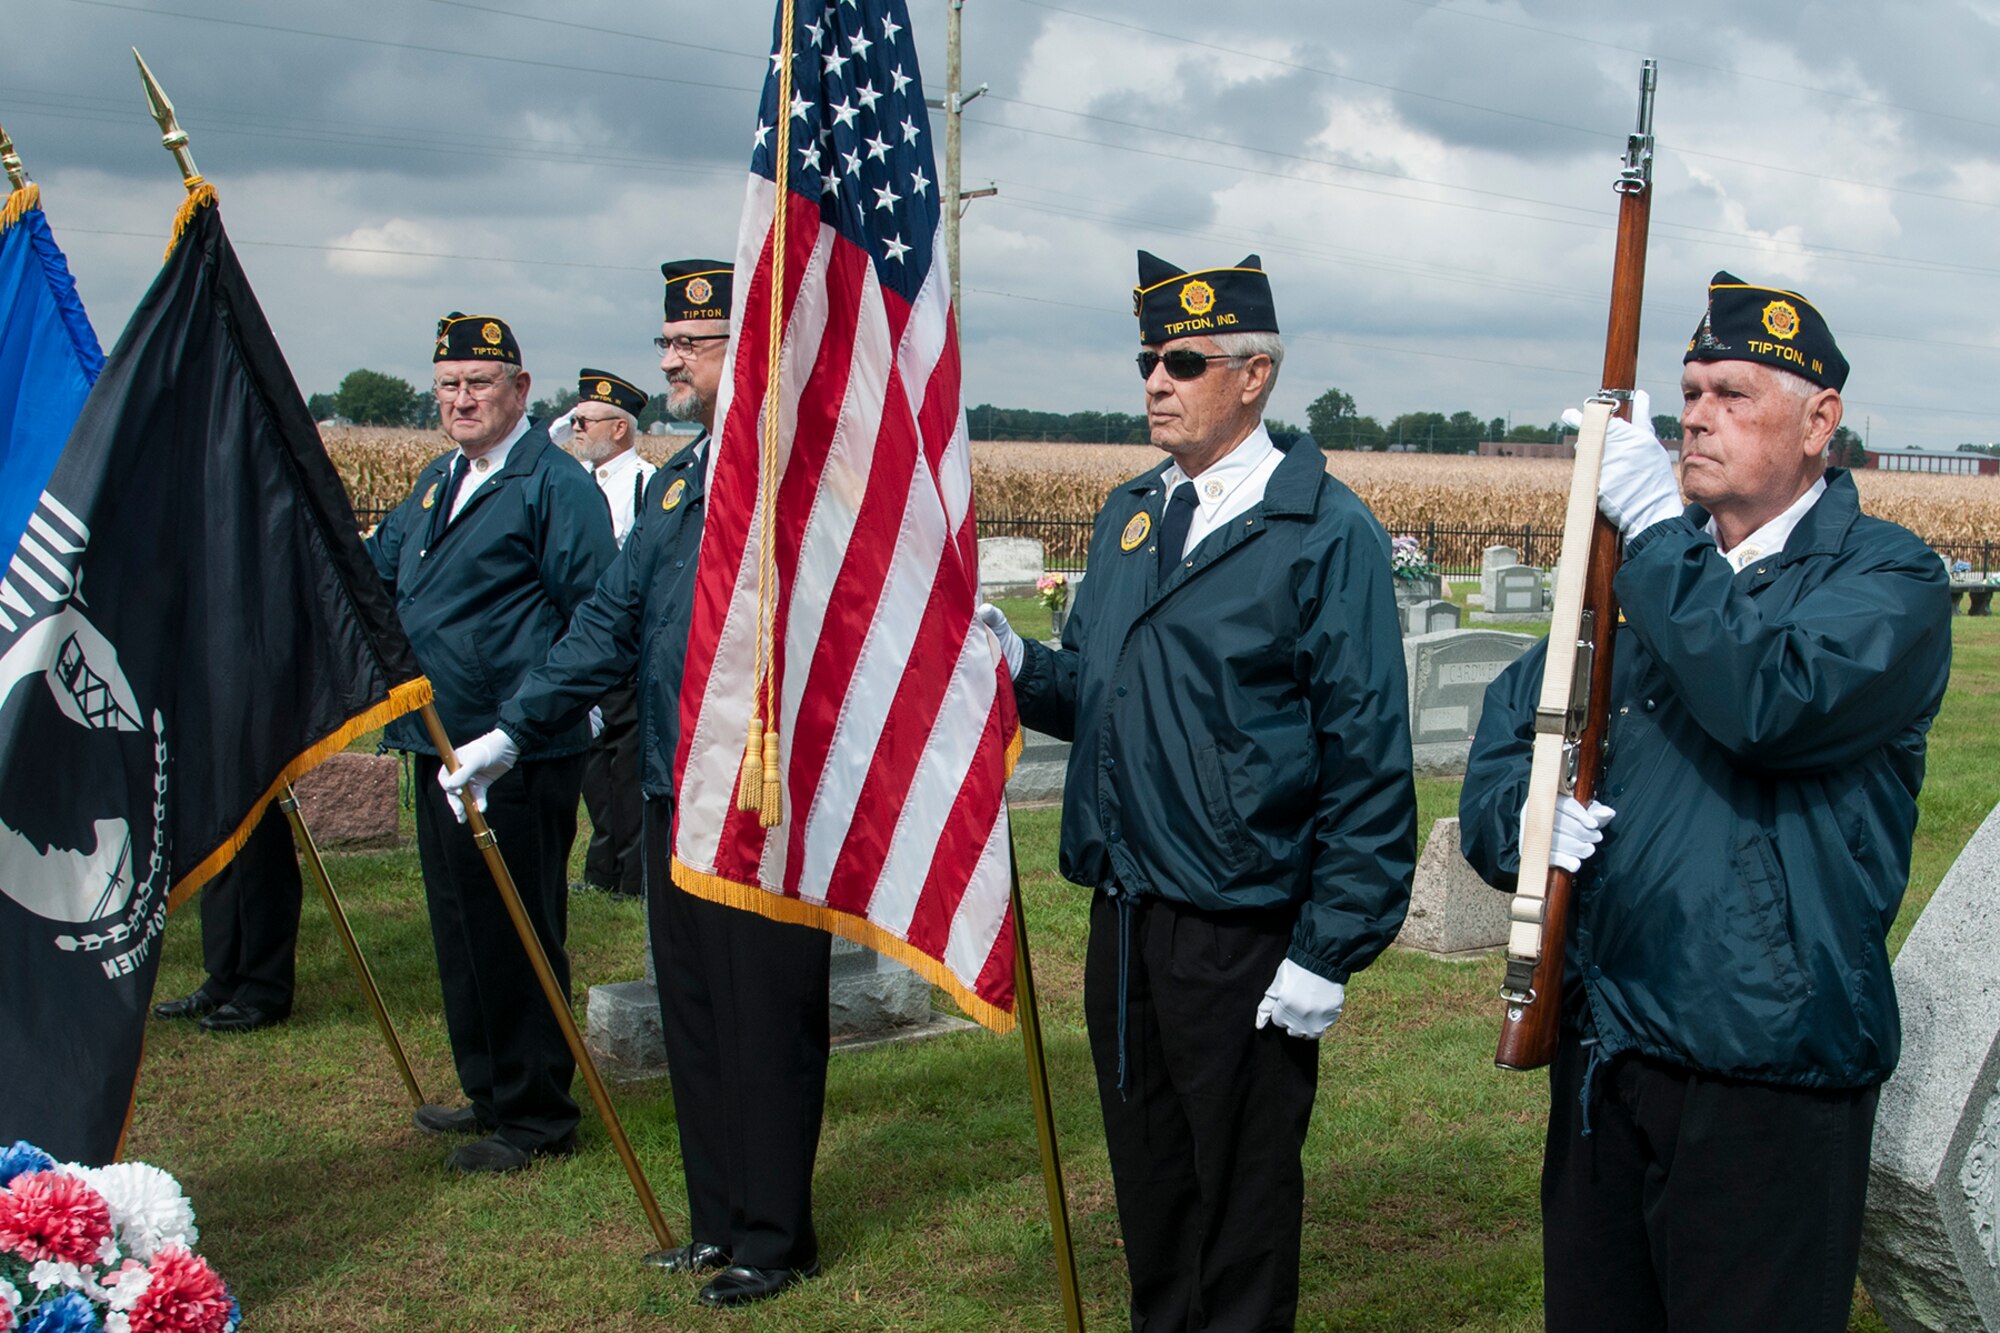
[976,513,1096,573]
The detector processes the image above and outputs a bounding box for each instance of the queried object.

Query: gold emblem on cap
[1178,279,1215,316]
[421,481,438,510]
[481,321,503,346]
[596,380,612,397]
[663,477,689,511]
[1120,510,1151,552]
[1761,299,1800,340]
[685,276,714,305]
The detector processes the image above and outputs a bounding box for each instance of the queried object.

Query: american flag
[670,0,1022,1029]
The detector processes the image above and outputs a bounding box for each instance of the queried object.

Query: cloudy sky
[8,0,1999,450]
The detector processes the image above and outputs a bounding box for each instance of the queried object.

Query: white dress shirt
[1159,422,1283,563]
[449,414,532,523]
[587,446,658,547]
[1705,476,1827,572]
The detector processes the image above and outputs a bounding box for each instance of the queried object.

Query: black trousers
[1084,893,1319,1333]
[580,681,643,894]
[644,798,830,1271]
[1542,1032,1880,1333]
[413,752,583,1151]
[198,804,303,1012]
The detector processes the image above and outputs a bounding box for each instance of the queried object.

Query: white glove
[1561,391,1681,538]
[977,602,1023,679]
[1521,794,1616,872]
[547,408,576,449]
[437,727,520,823]
[1255,959,1346,1040]
[588,705,605,739]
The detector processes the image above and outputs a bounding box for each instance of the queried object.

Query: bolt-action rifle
[1495,60,1657,1072]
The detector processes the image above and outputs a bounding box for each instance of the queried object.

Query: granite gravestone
[978,536,1045,596]
[1859,800,2000,1330]
[1395,817,1507,958]
[1402,598,1461,637]
[1402,629,1535,774]
[1478,545,1520,607]
[1491,565,1545,617]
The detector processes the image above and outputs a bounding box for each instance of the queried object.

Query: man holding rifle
[1460,272,1952,1331]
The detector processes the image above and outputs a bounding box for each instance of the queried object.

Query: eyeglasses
[654,333,730,356]
[1135,349,1244,381]
[571,413,620,429]
[433,375,512,399]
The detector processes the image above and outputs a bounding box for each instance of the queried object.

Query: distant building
[1867,446,2000,476]
[1479,437,1574,460]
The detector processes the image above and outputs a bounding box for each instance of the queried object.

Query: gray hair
[1771,366,1819,400]
[1210,330,1284,409]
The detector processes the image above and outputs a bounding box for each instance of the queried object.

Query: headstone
[1860,801,2000,1330]
[1402,598,1461,636]
[1479,545,1520,607]
[1007,725,1071,808]
[978,536,1045,595]
[292,752,401,848]
[586,980,666,1080]
[830,937,935,1044]
[1395,818,1507,958]
[1402,629,1535,775]
[1471,565,1547,622]
[1395,574,1442,606]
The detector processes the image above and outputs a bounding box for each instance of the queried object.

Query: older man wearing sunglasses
[979,253,1416,1330]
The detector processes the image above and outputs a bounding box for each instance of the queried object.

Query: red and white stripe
[672,176,1022,1030]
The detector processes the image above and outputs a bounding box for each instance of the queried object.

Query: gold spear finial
[0,124,27,193]
[133,47,203,190]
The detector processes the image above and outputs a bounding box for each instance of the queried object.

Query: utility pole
[934,0,990,317]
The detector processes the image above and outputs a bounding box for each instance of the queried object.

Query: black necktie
[427,455,469,552]
[1157,483,1197,582]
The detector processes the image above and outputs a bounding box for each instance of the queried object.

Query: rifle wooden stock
[1495,61,1655,1072]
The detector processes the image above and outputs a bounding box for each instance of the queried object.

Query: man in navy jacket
[367,314,614,1173]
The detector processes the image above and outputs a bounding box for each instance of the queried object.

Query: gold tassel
[736,716,764,812]
[0,183,39,235]
[162,179,214,262]
[759,728,782,829]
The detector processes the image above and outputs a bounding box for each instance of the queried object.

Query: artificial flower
[0,1147,54,1191]
[0,1175,112,1267]
[0,1276,19,1331]
[21,1292,98,1333]
[121,1249,228,1333]
[65,1169,193,1265]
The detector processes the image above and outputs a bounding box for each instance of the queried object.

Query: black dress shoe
[153,989,224,1021]
[412,1104,485,1136]
[698,1262,819,1308]
[446,1132,575,1174]
[642,1241,730,1274]
[198,1000,289,1033]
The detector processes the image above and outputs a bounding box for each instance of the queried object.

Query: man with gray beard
[563,369,655,896]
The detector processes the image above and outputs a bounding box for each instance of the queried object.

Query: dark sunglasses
[1136,349,1240,381]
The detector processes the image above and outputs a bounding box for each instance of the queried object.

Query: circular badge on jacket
[663,478,689,511]
[1120,511,1151,551]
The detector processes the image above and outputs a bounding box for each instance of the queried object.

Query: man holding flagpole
[982,253,1417,1330]
[442,262,835,1308]
[368,316,614,1175]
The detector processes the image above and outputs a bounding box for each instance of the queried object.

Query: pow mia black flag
[0,191,430,1163]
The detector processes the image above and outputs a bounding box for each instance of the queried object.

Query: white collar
[457,413,531,474]
[590,446,645,487]
[1163,422,1277,514]
[1706,475,1827,572]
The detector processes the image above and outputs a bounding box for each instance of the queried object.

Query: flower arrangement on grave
[1389,535,1438,582]
[0,1142,238,1333]
[1035,572,1068,613]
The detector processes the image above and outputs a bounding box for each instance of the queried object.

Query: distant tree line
[310,368,676,430]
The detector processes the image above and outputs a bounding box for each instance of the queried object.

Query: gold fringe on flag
[0,183,39,235]
[168,676,433,910]
[162,180,214,262]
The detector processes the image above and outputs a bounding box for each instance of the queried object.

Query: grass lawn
[125,617,1999,1331]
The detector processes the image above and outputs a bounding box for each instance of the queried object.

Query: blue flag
[0,185,104,559]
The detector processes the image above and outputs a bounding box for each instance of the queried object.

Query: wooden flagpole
[419,705,677,1251]
[1009,831,1086,1332]
[277,787,426,1107]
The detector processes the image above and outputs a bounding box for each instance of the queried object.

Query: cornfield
[969,441,2000,556]
[323,430,2000,560]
